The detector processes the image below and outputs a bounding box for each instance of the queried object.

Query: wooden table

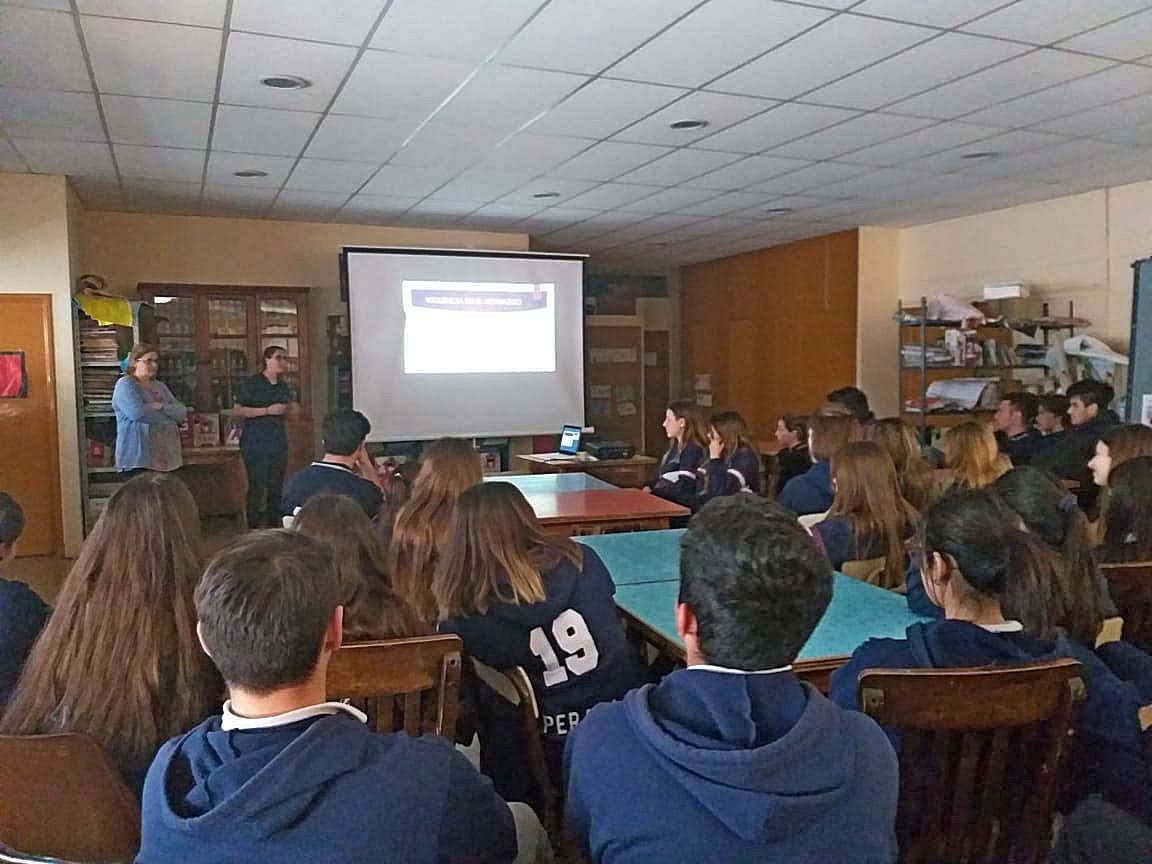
[516,453,657,488]
[180,446,246,523]
[484,472,617,494]
[579,528,930,690]
[521,489,689,536]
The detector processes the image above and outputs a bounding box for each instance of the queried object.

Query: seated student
[1097,455,1152,564]
[388,437,484,623]
[1051,796,1152,864]
[1035,380,1119,513]
[0,492,50,708]
[812,441,917,588]
[294,494,423,641]
[136,529,525,864]
[645,400,707,511]
[778,407,859,516]
[865,417,936,512]
[564,495,898,864]
[993,391,1042,466]
[830,488,1152,822]
[1088,423,1152,490]
[1036,393,1071,446]
[0,473,218,795]
[943,420,1011,489]
[700,410,761,500]
[773,412,811,492]
[827,385,876,428]
[281,410,384,521]
[435,482,646,804]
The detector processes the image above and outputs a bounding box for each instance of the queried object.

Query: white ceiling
[2,0,1152,270]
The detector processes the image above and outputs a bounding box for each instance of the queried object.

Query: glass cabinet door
[153,295,198,408]
[208,298,250,410]
[260,297,301,399]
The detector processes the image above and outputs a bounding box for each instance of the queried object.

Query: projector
[585,440,636,460]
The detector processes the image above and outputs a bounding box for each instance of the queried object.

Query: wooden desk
[521,489,688,536]
[485,472,617,494]
[517,453,657,488]
[180,447,246,522]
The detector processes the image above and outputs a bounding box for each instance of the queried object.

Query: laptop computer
[535,424,585,461]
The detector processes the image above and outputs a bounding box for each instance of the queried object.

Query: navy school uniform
[0,578,50,708]
[281,461,384,520]
[997,427,1044,466]
[829,619,1152,821]
[778,459,834,516]
[648,442,704,511]
[701,445,761,502]
[775,443,811,493]
[438,547,647,803]
[812,516,889,572]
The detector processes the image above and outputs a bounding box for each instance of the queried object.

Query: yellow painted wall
[856,226,901,417]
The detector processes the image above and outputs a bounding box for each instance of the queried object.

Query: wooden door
[0,295,62,556]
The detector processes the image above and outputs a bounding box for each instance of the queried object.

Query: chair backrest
[1099,561,1152,651]
[797,510,828,532]
[0,733,140,863]
[326,634,461,738]
[841,557,888,587]
[858,659,1084,864]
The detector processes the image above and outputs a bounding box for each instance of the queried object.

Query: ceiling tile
[614,91,776,146]
[427,170,533,202]
[606,0,832,88]
[332,50,474,120]
[527,78,686,138]
[1033,92,1152,136]
[746,161,872,194]
[806,166,925,199]
[618,185,725,213]
[771,112,932,160]
[550,140,671,181]
[122,178,201,213]
[213,104,320,156]
[201,184,277,211]
[496,179,599,206]
[387,120,505,172]
[965,138,1126,183]
[342,193,420,215]
[838,121,1004,166]
[221,32,357,111]
[617,148,744,185]
[684,154,810,190]
[1059,9,1152,61]
[961,0,1151,44]
[406,199,475,217]
[13,137,116,174]
[0,87,104,140]
[231,0,386,46]
[82,17,221,100]
[284,158,376,192]
[711,14,934,99]
[963,63,1152,126]
[434,65,586,133]
[806,32,1027,110]
[693,102,859,154]
[0,137,28,171]
[890,49,1112,119]
[68,174,123,207]
[1093,119,1152,145]
[906,129,1069,172]
[205,150,296,186]
[272,189,350,216]
[498,0,698,74]
[2,1,72,11]
[76,0,226,26]
[0,8,92,90]
[304,114,409,161]
[372,0,539,60]
[469,202,541,220]
[114,143,204,180]
[474,132,593,174]
[679,190,780,216]
[102,95,211,148]
[359,164,454,197]
[852,0,1011,27]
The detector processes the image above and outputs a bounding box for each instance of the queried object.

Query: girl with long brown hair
[779,407,860,515]
[702,410,761,499]
[0,472,219,794]
[646,400,708,510]
[388,437,483,622]
[1099,455,1152,564]
[813,441,918,589]
[1088,423,1152,488]
[294,494,422,642]
[944,420,1011,489]
[435,482,645,802]
[866,417,936,512]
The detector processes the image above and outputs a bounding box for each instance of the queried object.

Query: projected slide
[402,280,557,374]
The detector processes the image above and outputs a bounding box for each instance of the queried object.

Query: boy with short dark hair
[136,529,522,864]
[1035,380,1117,512]
[281,409,385,520]
[827,385,875,426]
[994,391,1042,466]
[0,491,50,707]
[563,495,898,864]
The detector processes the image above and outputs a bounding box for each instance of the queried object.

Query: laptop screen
[559,425,582,455]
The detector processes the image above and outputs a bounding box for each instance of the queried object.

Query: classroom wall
[857,227,902,418]
[0,173,83,555]
[680,230,859,441]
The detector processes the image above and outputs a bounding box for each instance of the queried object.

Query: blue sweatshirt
[112,377,187,471]
[778,459,834,516]
[813,515,887,571]
[702,445,761,502]
[136,712,517,864]
[649,441,704,511]
[564,668,898,864]
[0,578,50,707]
[829,620,1152,821]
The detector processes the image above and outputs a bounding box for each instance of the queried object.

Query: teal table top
[486,472,616,493]
[577,529,685,585]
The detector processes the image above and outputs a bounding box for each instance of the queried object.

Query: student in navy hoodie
[778,407,859,516]
[436,482,647,805]
[831,488,1152,822]
[645,400,708,512]
[564,495,899,864]
[700,410,761,501]
[281,409,385,521]
[136,529,527,864]
[0,492,49,708]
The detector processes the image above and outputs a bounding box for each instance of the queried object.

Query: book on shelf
[904,378,998,413]
[190,413,221,448]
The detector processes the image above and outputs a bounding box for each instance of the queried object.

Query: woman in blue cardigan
[111,344,187,474]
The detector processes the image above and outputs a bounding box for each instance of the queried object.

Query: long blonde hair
[388,438,484,621]
[0,473,218,777]
[433,482,582,618]
[945,421,1011,489]
[866,417,936,512]
[295,495,422,642]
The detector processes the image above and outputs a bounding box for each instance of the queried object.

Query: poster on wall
[0,351,28,398]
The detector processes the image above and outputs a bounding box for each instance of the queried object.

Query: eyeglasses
[269,354,288,361]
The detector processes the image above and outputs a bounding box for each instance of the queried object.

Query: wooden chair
[0,733,140,863]
[841,556,888,588]
[858,659,1084,864]
[1099,561,1152,651]
[326,634,462,738]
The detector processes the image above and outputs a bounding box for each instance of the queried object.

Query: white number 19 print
[528,609,600,687]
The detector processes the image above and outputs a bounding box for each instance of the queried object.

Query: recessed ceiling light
[260,75,312,90]
[961,150,999,160]
[764,207,794,215]
[669,119,709,130]
[233,169,269,178]
[532,191,560,199]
